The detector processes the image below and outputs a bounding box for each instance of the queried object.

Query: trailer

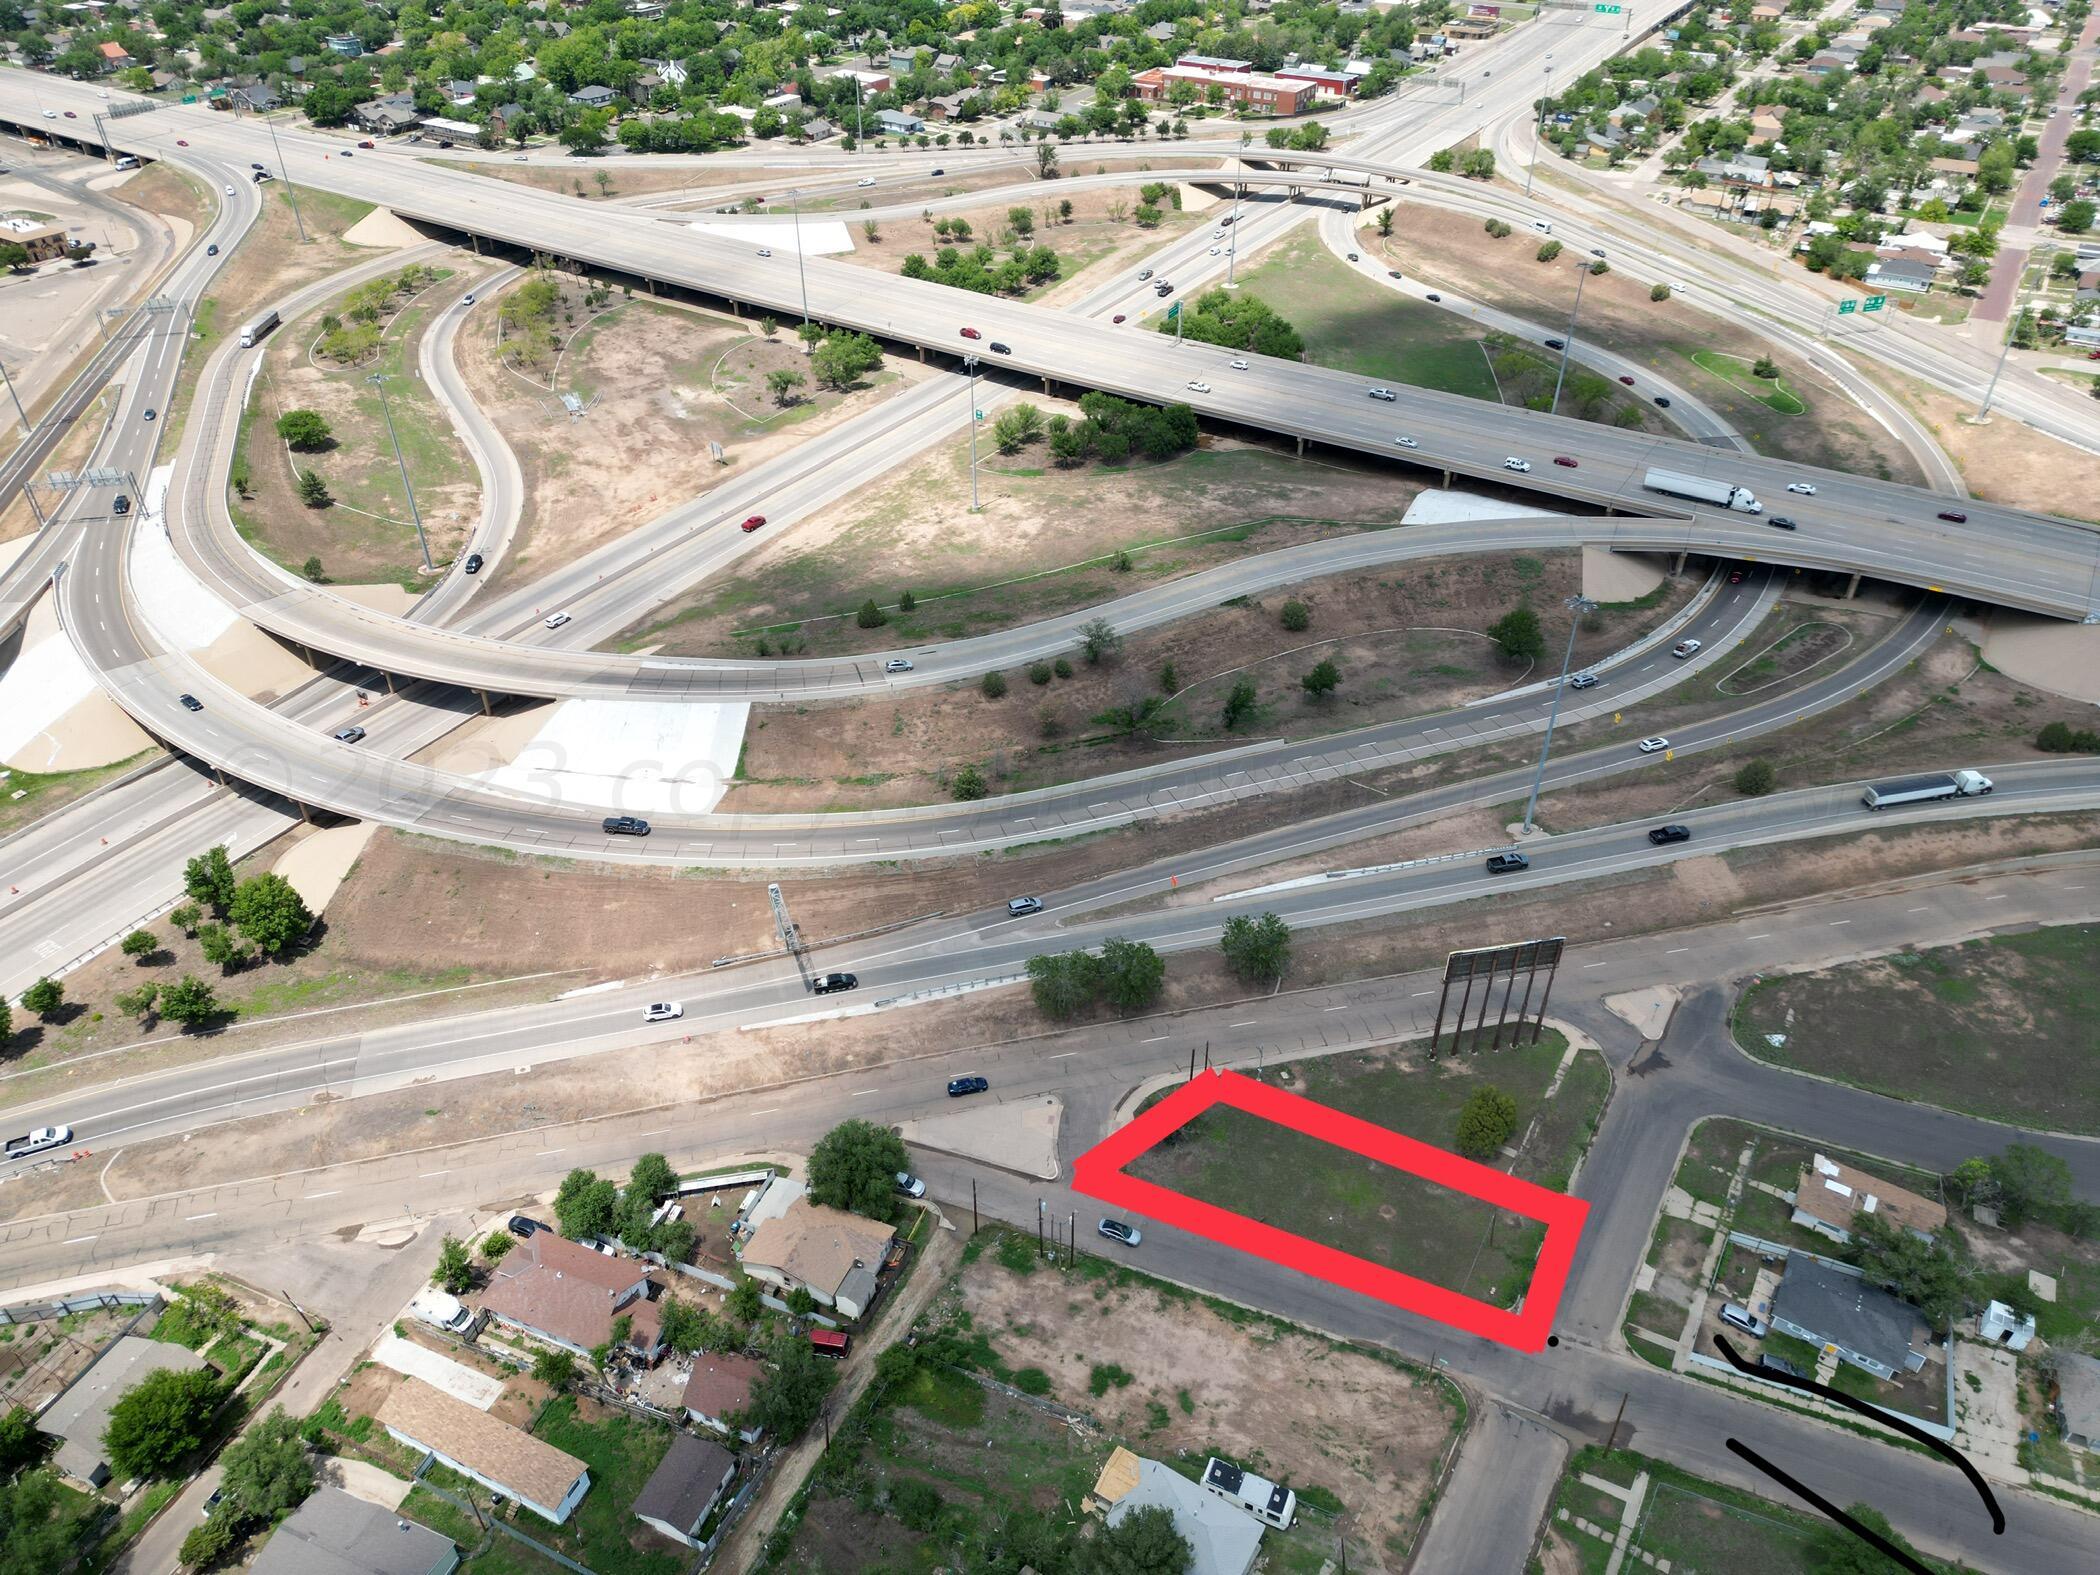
[237,308,279,348]
[1860,769,1993,810]
[1642,467,1763,514]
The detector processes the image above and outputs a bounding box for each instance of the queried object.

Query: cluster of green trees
[1263,120,1331,152]
[809,330,885,391]
[1045,392,1199,467]
[2037,720,2100,754]
[807,1119,911,1221]
[1026,936,1166,1020]
[1426,146,1496,180]
[900,241,1061,296]
[495,271,571,371]
[1159,289,1304,359]
[552,1151,695,1263]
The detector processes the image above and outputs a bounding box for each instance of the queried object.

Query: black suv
[1647,825,1692,845]
[813,972,859,995]
[947,1075,990,1097]
[112,494,130,515]
[508,1214,545,1238]
[463,552,484,574]
[602,815,650,836]
[1485,852,1530,874]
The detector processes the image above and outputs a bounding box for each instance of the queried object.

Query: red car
[1112,313,1126,323]
[63,110,76,118]
[1618,375,1635,386]
[358,139,376,149]
[740,514,767,533]
[2088,350,2100,361]
[960,327,982,340]
[176,138,188,146]
[1553,456,1578,468]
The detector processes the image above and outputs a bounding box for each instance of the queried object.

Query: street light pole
[1972,312,2018,422]
[1526,64,1552,199]
[367,374,432,571]
[0,353,30,436]
[789,186,812,346]
[261,110,309,244]
[964,355,981,512]
[1549,257,1595,417]
[1226,132,1248,287]
[1519,594,1597,834]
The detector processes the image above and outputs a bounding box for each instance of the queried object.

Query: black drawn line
[1725,1438,1933,1575]
[1713,1332,2004,1534]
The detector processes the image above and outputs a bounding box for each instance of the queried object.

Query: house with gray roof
[632,1433,737,1548]
[1092,1449,1264,1575]
[2056,1351,2100,1453]
[250,1485,459,1575]
[1770,1256,1930,1380]
[36,1336,210,1487]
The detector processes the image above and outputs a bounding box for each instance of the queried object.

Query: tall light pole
[788,186,812,345]
[963,355,981,512]
[367,374,432,571]
[1549,256,1597,417]
[1226,131,1248,287]
[0,353,30,436]
[260,108,309,244]
[1519,594,1597,835]
[1526,63,1553,198]
[1972,311,2018,422]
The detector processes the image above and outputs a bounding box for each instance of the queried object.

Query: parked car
[508,1214,545,1237]
[1785,482,1817,496]
[332,725,366,744]
[1647,824,1692,845]
[895,1172,926,1198]
[463,553,484,573]
[1097,1219,1142,1247]
[946,1074,990,1097]
[1553,456,1578,468]
[602,815,651,836]
[544,611,571,629]
[1637,737,1669,754]
[960,327,982,340]
[1937,510,1968,523]
[1567,672,1599,690]
[200,1486,227,1519]
[1503,457,1532,472]
[1671,639,1703,658]
[741,514,766,532]
[1719,1303,1769,1338]
[1006,896,1044,916]
[1485,852,1530,874]
[643,1003,683,1022]
[814,972,859,995]
[809,1328,850,1358]
[1367,387,1397,401]
[179,693,203,712]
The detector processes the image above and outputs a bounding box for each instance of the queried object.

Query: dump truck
[1860,770,1993,810]
[1642,467,1763,514]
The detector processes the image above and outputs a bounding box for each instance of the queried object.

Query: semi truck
[237,309,280,348]
[1642,467,1763,514]
[1860,769,1993,810]
[5,1125,72,1159]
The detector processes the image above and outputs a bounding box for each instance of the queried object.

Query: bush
[1078,617,1122,665]
[1053,657,1073,679]
[1013,1367,1052,1395]
[179,1514,242,1570]
[1536,239,1563,263]
[856,598,888,629]
[274,409,332,450]
[532,1349,577,1388]
[20,977,62,1017]
[1158,661,1178,694]
[1488,606,1546,665]
[1650,283,1672,301]
[1301,659,1340,698]
[1221,676,1259,731]
[1734,758,1778,796]
[300,555,326,582]
[891,1479,944,1532]
[295,469,331,508]
[1455,1086,1519,1159]
[2037,722,2100,752]
[481,1231,514,1262]
[981,670,1007,699]
[899,589,917,612]
[1279,599,1311,632]
[1089,1362,1135,1396]
[1029,660,1054,685]
[951,764,989,800]
[121,929,158,960]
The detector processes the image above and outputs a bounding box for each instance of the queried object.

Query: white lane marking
[1323,1005,1348,1012]
[418,1171,449,1179]
[1744,933,1771,940]
[1142,1035,1169,1043]
[64,1234,98,1244]
[185,1212,217,1221]
[533,1148,563,1157]
[1984,895,2009,902]
[1666,947,1690,955]
[1229,1020,1259,1028]
[304,1191,339,1200]
[1828,920,1851,927]
[751,1108,780,1116]
[1906,906,1932,913]
[1049,1051,1079,1059]
[1583,962,1608,969]
[851,1089,876,1097]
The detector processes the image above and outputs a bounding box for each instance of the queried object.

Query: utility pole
[0,353,29,436]
[1549,257,1597,417]
[789,186,811,344]
[1525,63,1553,199]
[366,374,432,570]
[261,110,309,244]
[1519,594,1597,835]
[964,354,982,512]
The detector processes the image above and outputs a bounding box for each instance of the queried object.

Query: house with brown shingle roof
[682,1352,766,1443]
[478,1230,663,1362]
[738,1184,895,1320]
[377,1378,590,1523]
[1790,1154,1947,1246]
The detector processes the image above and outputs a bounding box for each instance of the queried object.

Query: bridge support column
[917,344,925,362]
[381,671,396,694]
[1043,375,1053,395]
[294,801,312,824]
[1441,469,1452,487]
[1842,572,1860,599]
[469,233,481,257]
[478,690,495,715]
[1295,435,1305,457]
[1671,551,1687,576]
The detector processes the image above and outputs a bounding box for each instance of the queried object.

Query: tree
[1586,259,1609,277]
[274,410,331,450]
[1808,1503,1921,1575]
[1037,142,1060,179]
[481,1231,514,1264]
[746,1335,836,1441]
[295,469,331,508]
[808,1119,910,1221]
[1537,239,1563,263]
[2058,198,2095,235]
[158,975,219,1027]
[766,369,805,406]
[532,1349,576,1389]
[215,1408,314,1524]
[1098,936,1165,1014]
[1079,617,1122,665]
[169,903,202,934]
[1221,677,1259,731]
[0,241,32,272]
[301,555,325,582]
[1455,1086,1519,1159]
[0,1470,78,1569]
[1028,950,1100,1020]
[227,873,314,956]
[1133,203,1164,228]
[1846,1215,1969,1323]
[1279,599,1311,632]
[0,1406,45,1476]
[1462,148,1496,180]
[19,977,62,1018]
[554,1167,619,1241]
[179,1513,240,1569]
[1734,758,1777,796]
[121,929,158,961]
[432,1235,473,1295]
[981,670,1008,699]
[197,923,248,971]
[1378,208,1396,237]
[1301,659,1341,699]
[1220,913,1290,988]
[1009,206,1035,238]
[1752,355,1780,380]
[1079,1503,1193,1575]
[115,984,160,1024]
[0,998,10,1042]
[952,764,989,801]
[1986,1143,2072,1228]
[184,846,237,912]
[560,109,611,154]
[1651,283,1672,301]
[103,1365,223,1480]
[1488,606,1546,665]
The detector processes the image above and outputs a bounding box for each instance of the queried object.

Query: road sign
[1836,299,1857,315]
[1863,294,1887,312]
[1593,3,1623,11]
[1166,300,1182,319]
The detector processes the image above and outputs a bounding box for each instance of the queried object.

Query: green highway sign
[1863,294,1887,312]
[1836,300,1857,314]
[1594,3,1623,12]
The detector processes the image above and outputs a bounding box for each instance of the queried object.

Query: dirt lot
[1892,371,2100,519]
[830,178,1201,304]
[452,273,927,589]
[727,547,1694,811]
[234,263,489,587]
[1367,203,1925,486]
[626,430,1442,660]
[949,1234,1464,1569]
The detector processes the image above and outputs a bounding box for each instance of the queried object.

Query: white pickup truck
[5,1125,73,1159]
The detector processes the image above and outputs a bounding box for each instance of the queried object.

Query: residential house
[1013,108,1064,133]
[922,92,969,121]
[1089,1448,1264,1575]
[35,1336,209,1487]
[443,79,478,106]
[1610,93,1661,128]
[352,94,421,134]
[738,1185,896,1319]
[250,1485,461,1575]
[489,102,528,140]
[1585,128,1626,155]
[478,1228,663,1362]
[1769,1256,1931,1381]
[96,39,133,70]
[2055,1351,2100,1452]
[1979,65,2028,91]
[2064,322,2100,347]
[231,85,280,112]
[569,84,618,109]
[1750,107,1787,142]
[632,1434,738,1548]
[378,1378,590,1524]
[682,1352,767,1443]
[1789,1155,1948,1245]
[1146,20,1178,41]
[873,108,925,135]
[1749,4,1783,19]
[1864,257,1936,293]
[1929,156,1980,179]
[1696,152,1773,188]
[416,116,484,144]
[886,49,921,74]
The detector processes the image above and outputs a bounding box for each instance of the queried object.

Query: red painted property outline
[1072,1068,1588,1352]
